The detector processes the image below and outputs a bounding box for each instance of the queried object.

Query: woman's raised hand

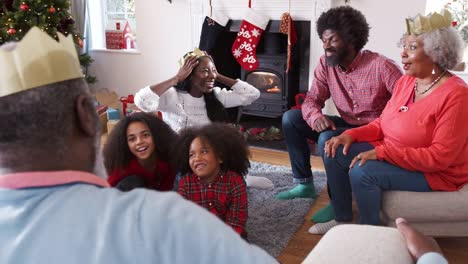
[324,134,354,158]
[176,56,199,82]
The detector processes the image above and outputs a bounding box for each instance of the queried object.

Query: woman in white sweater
[135,49,273,189]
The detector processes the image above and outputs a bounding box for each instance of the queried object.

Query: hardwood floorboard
[249,146,468,264]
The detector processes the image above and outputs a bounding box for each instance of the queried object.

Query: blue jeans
[282,109,355,183]
[324,142,431,225]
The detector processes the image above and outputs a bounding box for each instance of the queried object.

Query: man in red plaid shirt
[276,6,402,223]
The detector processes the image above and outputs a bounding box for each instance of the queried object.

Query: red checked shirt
[302,50,403,127]
[178,170,247,237]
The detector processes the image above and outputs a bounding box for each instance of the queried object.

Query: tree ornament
[77,36,83,48]
[4,0,14,11]
[67,16,75,25]
[7,28,16,35]
[49,6,56,14]
[20,3,29,11]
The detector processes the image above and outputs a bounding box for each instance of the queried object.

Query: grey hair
[420,27,464,70]
[0,78,96,153]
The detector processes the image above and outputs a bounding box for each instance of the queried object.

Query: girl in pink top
[309,11,468,234]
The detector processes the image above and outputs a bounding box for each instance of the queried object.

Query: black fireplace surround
[210,20,310,120]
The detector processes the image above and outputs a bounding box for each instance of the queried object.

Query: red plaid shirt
[178,170,247,236]
[302,50,402,127]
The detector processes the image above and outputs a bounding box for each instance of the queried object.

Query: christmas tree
[443,0,468,44]
[0,0,96,84]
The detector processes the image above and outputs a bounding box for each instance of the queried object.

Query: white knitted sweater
[134,80,260,132]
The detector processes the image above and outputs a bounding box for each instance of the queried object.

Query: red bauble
[7,28,16,35]
[77,37,83,48]
[49,6,56,14]
[20,3,29,11]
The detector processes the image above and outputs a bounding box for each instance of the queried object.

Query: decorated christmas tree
[0,0,96,83]
[444,0,468,44]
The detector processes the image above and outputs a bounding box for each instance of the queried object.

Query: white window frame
[87,0,137,51]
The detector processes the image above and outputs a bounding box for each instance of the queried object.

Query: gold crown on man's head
[178,48,209,67]
[406,9,453,36]
[0,27,83,98]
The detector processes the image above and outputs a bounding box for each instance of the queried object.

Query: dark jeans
[282,109,356,183]
[324,142,431,225]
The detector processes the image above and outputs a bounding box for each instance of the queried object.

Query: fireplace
[210,20,310,121]
[240,54,293,118]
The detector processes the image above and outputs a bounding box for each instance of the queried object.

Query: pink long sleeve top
[345,75,468,191]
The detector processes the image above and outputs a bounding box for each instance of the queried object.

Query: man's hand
[396,218,443,261]
[324,134,354,158]
[313,116,336,132]
[349,149,377,168]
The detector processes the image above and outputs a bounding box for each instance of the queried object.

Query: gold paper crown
[178,48,209,67]
[406,9,453,35]
[0,27,83,97]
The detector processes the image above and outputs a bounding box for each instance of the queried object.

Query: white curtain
[71,0,88,51]
[83,0,107,49]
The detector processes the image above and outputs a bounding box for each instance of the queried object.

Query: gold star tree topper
[406,9,454,36]
[0,27,83,97]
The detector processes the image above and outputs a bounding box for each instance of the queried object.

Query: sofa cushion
[382,184,468,222]
[303,224,413,264]
[302,225,413,264]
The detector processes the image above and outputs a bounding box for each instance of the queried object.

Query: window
[106,0,136,34]
[87,0,137,50]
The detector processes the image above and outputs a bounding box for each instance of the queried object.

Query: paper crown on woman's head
[178,48,209,67]
[0,27,83,98]
[406,9,453,36]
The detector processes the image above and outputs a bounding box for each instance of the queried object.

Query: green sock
[276,182,317,200]
[311,202,335,223]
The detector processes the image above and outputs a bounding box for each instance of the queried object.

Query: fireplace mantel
[189,0,333,83]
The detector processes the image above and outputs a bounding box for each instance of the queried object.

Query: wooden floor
[249,147,468,264]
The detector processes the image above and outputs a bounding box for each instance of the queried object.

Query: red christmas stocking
[231,9,269,71]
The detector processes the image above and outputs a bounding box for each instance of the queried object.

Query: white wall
[350,0,426,64]
[88,0,426,97]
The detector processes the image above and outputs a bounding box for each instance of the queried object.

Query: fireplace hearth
[210,20,310,122]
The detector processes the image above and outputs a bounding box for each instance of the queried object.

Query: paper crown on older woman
[0,27,83,98]
[406,9,453,36]
[178,48,209,67]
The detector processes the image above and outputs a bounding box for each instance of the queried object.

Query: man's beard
[325,48,347,66]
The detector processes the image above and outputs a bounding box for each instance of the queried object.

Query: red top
[302,50,402,127]
[178,170,248,236]
[345,75,468,191]
[107,158,175,191]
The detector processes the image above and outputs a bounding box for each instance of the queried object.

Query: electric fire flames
[247,72,282,94]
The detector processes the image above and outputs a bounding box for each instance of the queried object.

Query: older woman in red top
[309,10,468,234]
[104,112,178,191]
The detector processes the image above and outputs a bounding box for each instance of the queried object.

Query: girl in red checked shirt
[103,112,178,192]
[174,123,250,238]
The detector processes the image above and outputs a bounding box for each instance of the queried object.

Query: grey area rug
[246,161,327,257]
